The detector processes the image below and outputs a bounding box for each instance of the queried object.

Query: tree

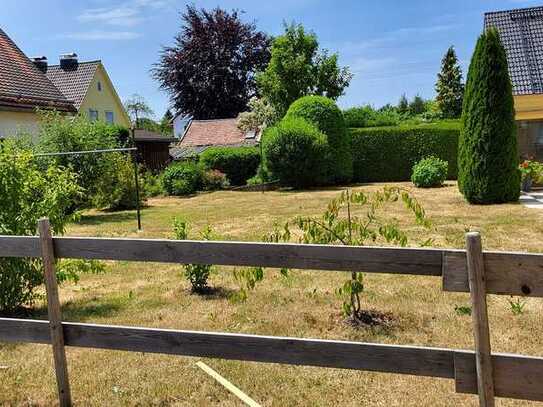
[435,46,464,118]
[257,23,352,117]
[409,94,426,115]
[398,93,409,115]
[160,110,174,135]
[124,94,154,128]
[153,5,270,120]
[458,28,520,204]
[237,97,279,132]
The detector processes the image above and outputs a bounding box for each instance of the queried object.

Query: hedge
[199,146,260,186]
[350,122,460,182]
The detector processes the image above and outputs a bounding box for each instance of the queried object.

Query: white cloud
[76,0,173,27]
[59,31,142,41]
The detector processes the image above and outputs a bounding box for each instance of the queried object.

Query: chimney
[60,52,78,70]
[31,56,48,73]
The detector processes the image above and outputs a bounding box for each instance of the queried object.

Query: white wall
[0,111,40,139]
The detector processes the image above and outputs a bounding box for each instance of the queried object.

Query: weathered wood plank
[465,233,494,407]
[0,318,454,378]
[0,236,40,257]
[38,219,72,407]
[455,352,543,402]
[52,237,445,275]
[443,251,543,297]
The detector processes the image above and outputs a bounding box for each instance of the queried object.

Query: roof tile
[46,61,100,110]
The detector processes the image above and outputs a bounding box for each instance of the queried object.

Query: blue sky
[1,0,540,119]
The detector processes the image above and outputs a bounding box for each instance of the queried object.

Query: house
[133,129,176,170]
[0,28,75,139]
[45,54,130,127]
[170,118,259,160]
[485,6,543,159]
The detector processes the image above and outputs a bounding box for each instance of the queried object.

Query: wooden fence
[1,218,543,406]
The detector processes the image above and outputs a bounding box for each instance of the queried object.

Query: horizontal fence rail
[1,235,542,297]
[1,318,543,402]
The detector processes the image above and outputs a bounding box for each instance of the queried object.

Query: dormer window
[97,81,102,91]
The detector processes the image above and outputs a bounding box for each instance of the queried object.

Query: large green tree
[257,23,352,117]
[458,28,520,204]
[435,46,464,118]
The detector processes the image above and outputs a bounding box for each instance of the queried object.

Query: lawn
[1,182,542,406]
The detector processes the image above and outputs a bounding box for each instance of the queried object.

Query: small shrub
[202,169,229,190]
[141,170,163,197]
[286,96,352,184]
[0,142,82,313]
[162,162,202,196]
[200,146,260,186]
[262,117,328,187]
[411,156,448,188]
[172,218,214,293]
[350,122,459,182]
[104,156,147,210]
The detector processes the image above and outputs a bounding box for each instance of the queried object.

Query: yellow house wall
[79,65,131,127]
[514,94,543,121]
[0,110,40,139]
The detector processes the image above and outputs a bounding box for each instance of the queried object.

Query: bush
[411,156,448,188]
[202,169,229,190]
[350,122,459,182]
[199,146,260,186]
[172,218,214,293]
[106,157,146,210]
[36,112,131,209]
[458,28,520,204]
[286,96,352,183]
[162,161,202,196]
[262,117,328,187]
[343,105,400,128]
[0,141,82,313]
[141,170,163,197]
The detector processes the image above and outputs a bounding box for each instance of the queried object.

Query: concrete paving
[520,192,543,209]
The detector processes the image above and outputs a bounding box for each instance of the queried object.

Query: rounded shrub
[458,28,520,204]
[161,161,202,196]
[285,96,352,184]
[199,146,260,186]
[411,156,448,188]
[262,117,328,188]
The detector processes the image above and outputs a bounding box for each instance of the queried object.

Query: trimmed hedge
[350,122,459,182]
[161,161,203,196]
[286,96,352,183]
[199,146,260,186]
[262,117,328,187]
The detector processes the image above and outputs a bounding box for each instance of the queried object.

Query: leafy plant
[519,159,543,183]
[202,169,229,191]
[231,267,264,302]
[508,296,526,315]
[0,141,82,313]
[454,305,472,316]
[162,162,202,196]
[411,156,448,188]
[172,218,214,293]
[200,146,260,186]
[262,188,430,323]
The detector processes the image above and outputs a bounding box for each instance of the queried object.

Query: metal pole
[131,127,142,231]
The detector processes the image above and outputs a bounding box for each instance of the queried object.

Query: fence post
[38,218,72,407]
[466,232,495,407]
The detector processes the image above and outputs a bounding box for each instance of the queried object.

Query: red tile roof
[46,61,100,109]
[0,28,75,112]
[179,118,255,147]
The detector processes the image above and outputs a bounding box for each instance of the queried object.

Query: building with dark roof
[45,55,130,127]
[485,6,543,159]
[0,28,75,138]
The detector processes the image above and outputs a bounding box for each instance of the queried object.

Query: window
[97,81,102,91]
[105,111,114,124]
[88,109,98,121]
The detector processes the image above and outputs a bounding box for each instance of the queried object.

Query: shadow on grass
[31,296,125,322]
[77,211,136,226]
[188,286,236,300]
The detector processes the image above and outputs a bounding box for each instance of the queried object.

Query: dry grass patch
[1,182,542,406]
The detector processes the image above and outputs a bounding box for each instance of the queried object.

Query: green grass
[1,182,542,406]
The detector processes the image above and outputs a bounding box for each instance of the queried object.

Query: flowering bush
[202,169,229,190]
[519,159,543,182]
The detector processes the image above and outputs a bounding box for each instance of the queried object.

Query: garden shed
[134,129,176,170]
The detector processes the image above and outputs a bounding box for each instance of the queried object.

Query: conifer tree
[458,28,520,204]
[435,46,464,118]
[398,93,409,115]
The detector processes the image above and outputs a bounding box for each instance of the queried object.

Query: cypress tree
[435,46,464,118]
[398,93,409,115]
[458,28,520,204]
